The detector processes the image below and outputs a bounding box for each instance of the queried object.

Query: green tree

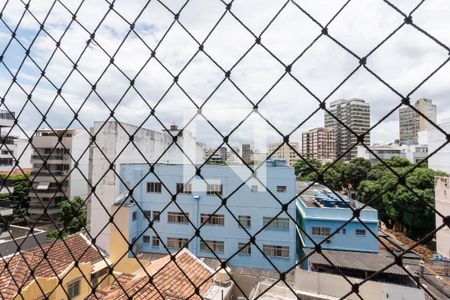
[0,173,30,220]
[358,162,446,240]
[293,159,322,180]
[48,196,87,239]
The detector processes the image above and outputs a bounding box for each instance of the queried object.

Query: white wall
[294,269,425,300]
[435,177,450,258]
[70,131,91,200]
[88,121,205,252]
[427,119,450,173]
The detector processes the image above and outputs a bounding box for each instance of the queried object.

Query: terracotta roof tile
[94,249,214,300]
[0,234,104,300]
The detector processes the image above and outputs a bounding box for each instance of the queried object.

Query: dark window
[200,240,224,253]
[152,211,160,222]
[277,185,287,192]
[263,217,289,230]
[132,211,137,221]
[207,183,223,195]
[176,183,192,194]
[167,237,188,249]
[147,182,162,193]
[263,245,289,258]
[238,215,251,228]
[200,213,224,225]
[238,243,251,255]
[67,280,80,299]
[356,229,366,236]
[143,236,150,244]
[168,212,189,224]
[152,236,160,247]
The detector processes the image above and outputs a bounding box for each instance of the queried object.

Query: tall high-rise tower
[324,98,370,161]
[399,98,436,145]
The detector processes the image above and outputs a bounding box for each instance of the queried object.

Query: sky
[0,0,449,151]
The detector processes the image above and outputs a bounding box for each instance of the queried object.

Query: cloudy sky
[0,0,449,151]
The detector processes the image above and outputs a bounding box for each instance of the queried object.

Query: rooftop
[93,248,215,300]
[297,182,374,210]
[304,248,407,277]
[0,233,104,300]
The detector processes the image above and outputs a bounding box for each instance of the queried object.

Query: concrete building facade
[399,98,436,145]
[435,177,450,258]
[0,110,32,172]
[356,144,428,165]
[116,162,297,271]
[28,129,90,222]
[88,121,205,252]
[267,142,300,166]
[296,182,379,254]
[324,99,370,161]
[239,144,252,163]
[425,118,450,174]
[301,127,336,162]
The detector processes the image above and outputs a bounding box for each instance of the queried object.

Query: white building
[0,111,32,172]
[28,129,90,222]
[356,144,428,165]
[267,142,300,166]
[435,177,450,258]
[425,118,450,173]
[88,121,205,252]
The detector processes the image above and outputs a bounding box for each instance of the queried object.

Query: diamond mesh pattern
[0,0,449,299]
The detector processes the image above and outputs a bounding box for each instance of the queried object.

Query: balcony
[0,111,15,127]
[30,170,69,178]
[31,154,70,161]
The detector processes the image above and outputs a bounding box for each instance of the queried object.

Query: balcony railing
[30,170,69,177]
[31,154,69,161]
[0,111,15,120]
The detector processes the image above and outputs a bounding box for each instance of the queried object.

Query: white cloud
[0,0,449,152]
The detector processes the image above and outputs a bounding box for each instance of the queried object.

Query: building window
[147,182,162,193]
[152,211,160,222]
[143,235,150,244]
[238,215,251,228]
[132,211,137,221]
[355,229,366,236]
[168,212,189,224]
[152,236,160,247]
[277,185,287,192]
[0,158,13,166]
[207,183,223,195]
[263,245,289,258]
[251,185,258,192]
[200,213,224,226]
[263,217,289,230]
[200,240,224,253]
[312,227,331,236]
[238,242,251,255]
[176,183,192,194]
[167,237,188,249]
[143,210,151,218]
[67,280,80,299]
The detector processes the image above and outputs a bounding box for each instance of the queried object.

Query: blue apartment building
[117,161,297,271]
[296,182,379,258]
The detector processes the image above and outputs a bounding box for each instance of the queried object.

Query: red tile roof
[95,249,214,300]
[0,234,104,300]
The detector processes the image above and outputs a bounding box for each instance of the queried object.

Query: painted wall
[296,199,379,253]
[435,176,450,258]
[17,262,93,300]
[88,121,205,252]
[427,119,450,173]
[119,163,297,272]
[69,131,91,200]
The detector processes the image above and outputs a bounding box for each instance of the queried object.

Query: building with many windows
[88,121,205,252]
[0,110,32,172]
[399,98,436,145]
[267,142,300,166]
[28,129,90,222]
[296,182,379,258]
[115,162,297,271]
[324,98,370,161]
[301,127,336,162]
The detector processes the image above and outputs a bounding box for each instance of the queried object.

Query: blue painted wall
[118,163,297,271]
[296,197,379,253]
